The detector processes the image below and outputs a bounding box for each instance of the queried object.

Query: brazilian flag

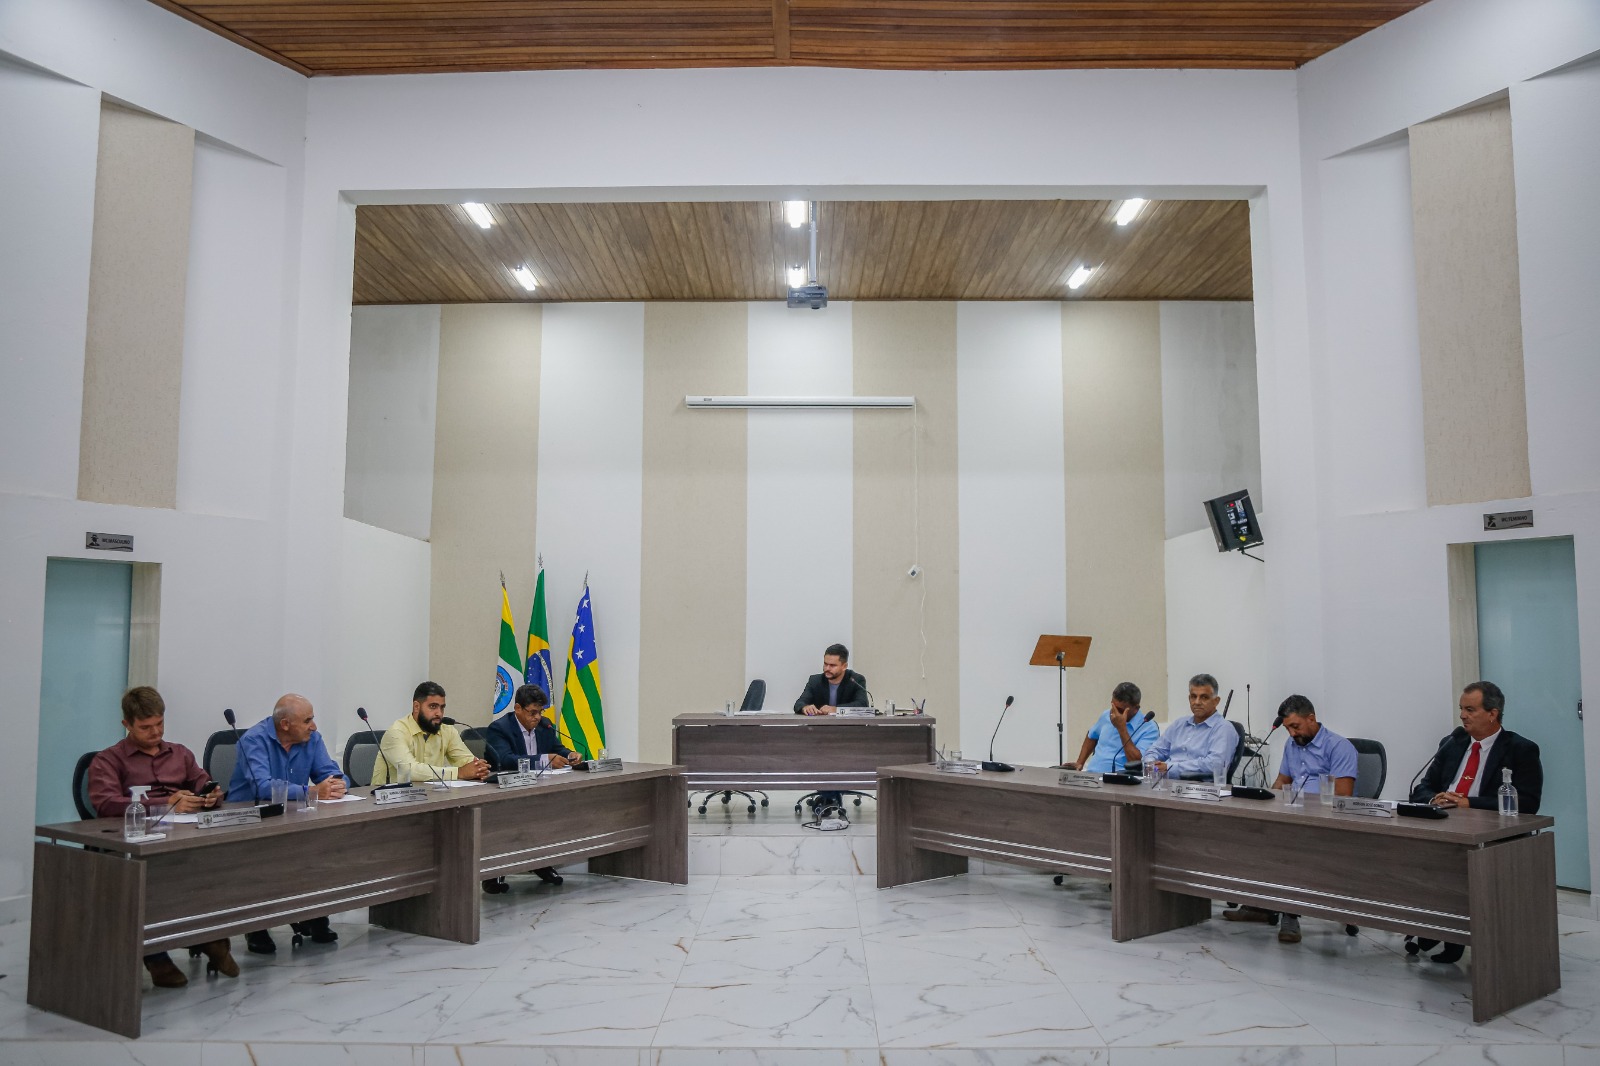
[493,579,522,715]
[524,563,554,700]
[559,583,606,758]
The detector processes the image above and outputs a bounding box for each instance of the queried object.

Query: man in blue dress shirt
[1226,693,1359,943]
[1141,674,1238,780]
[1064,682,1160,773]
[227,694,348,954]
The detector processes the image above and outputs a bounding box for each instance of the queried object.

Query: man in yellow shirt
[371,681,491,785]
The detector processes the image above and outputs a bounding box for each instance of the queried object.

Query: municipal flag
[524,561,555,700]
[559,582,606,758]
[493,578,522,715]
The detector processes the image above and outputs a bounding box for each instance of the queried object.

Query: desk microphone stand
[1030,635,1092,765]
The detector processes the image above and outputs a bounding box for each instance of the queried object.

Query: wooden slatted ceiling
[352,199,1252,304]
[146,2,1427,76]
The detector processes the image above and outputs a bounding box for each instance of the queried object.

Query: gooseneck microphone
[357,706,404,790]
[983,696,1018,772]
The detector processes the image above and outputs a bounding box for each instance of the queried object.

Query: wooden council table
[876,762,1559,1022]
[29,762,686,1037]
[671,712,937,795]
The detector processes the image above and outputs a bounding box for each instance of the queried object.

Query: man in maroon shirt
[87,686,238,988]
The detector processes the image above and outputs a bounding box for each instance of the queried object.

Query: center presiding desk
[672,711,936,794]
[30,762,686,1037]
[877,762,1559,1022]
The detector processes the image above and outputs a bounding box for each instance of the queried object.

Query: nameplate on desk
[373,786,431,805]
[1171,782,1223,802]
[1058,770,1104,789]
[584,757,625,773]
[936,759,981,775]
[195,808,262,829]
[1330,796,1395,818]
[495,771,542,789]
[834,707,877,718]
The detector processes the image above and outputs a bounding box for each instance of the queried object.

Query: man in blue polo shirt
[1064,682,1160,774]
[1226,693,1359,943]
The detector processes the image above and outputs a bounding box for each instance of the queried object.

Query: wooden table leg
[1468,831,1561,1021]
[1111,804,1209,941]
[590,773,689,883]
[876,776,967,888]
[28,842,145,1038]
[370,806,480,943]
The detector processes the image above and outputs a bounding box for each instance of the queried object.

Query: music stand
[1030,635,1092,766]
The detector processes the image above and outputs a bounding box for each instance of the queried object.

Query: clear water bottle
[1497,767,1518,817]
[124,785,150,840]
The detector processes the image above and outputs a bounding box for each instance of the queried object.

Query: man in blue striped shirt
[1141,673,1238,780]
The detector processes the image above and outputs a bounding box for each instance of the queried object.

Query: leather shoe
[1431,941,1465,964]
[1222,906,1274,923]
[144,953,187,988]
[245,930,277,955]
[1277,919,1302,944]
[293,918,338,944]
[482,877,510,894]
[535,867,564,885]
[201,938,239,978]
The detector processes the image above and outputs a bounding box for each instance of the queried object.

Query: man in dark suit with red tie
[1406,679,1543,963]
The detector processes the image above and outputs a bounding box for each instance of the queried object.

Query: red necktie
[1456,741,1482,794]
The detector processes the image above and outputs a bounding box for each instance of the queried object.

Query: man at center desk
[1141,673,1239,779]
[794,643,868,715]
[371,681,491,786]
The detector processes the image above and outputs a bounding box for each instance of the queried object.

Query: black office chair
[71,751,98,820]
[1349,737,1387,799]
[794,675,876,816]
[1226,720,1249,784]
[692,679,771,815]
[203,728,240,790]
[343,733,381,787]
[458,726,488,761]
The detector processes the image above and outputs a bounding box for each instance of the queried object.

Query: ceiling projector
[787,282,828,310]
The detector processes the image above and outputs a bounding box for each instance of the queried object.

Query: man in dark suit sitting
[793,643,868,716]
[480,683,584,894]
[793,643,869,810]
[1407,679,1543,963]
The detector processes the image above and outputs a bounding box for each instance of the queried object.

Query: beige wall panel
[638,304,747,762]
[429,304,541,726]
[1446,543,1481,699]
[853,303,960,739]
[78,102,194,507]
[1410,99,1532,505]
[1063,302,1167,735]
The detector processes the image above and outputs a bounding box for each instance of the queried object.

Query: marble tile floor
[2,872,1598,1066]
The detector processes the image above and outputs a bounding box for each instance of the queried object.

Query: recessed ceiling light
[1066,265,1096,290]
[783,201,808,228]
[512,266,538,291]
[1113,198,1147,226]
[786,266,807,289]
[462,202,494,229]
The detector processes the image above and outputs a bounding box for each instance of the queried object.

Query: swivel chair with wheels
[343,733,381,787]
[202,728,240,789]
[691,680,771,815]
[71,751,98,820]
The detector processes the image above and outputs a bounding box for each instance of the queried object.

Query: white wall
[1164,525,1271,737]
[536,304,645,759]
[1160,302,1261,538]
[957,303,1068,761]
[334,517,431,754]
[745,302,855,707]
[344,304,441,539]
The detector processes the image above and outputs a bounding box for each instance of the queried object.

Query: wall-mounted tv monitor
[1203,490,1263,553]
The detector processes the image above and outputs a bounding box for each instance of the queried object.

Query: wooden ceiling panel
[351,199,1252,304]
[146,2,1427,76]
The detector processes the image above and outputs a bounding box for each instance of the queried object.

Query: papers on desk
[163,813,201,824]
[319,794,366,803]
[434,780,488,788]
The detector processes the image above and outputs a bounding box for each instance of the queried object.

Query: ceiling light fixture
[512,266,538,291]
[1114,198,1147,226]
[1066,265,1096,290]
[462,202,494,229]
[783,200,808,228]
[786,265,806,289]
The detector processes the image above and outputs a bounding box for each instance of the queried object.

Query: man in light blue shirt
[1273,694,1359,797]
[1228,693,1361,944]
[1065,682,1160,773]
[1141,673,1238,779]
